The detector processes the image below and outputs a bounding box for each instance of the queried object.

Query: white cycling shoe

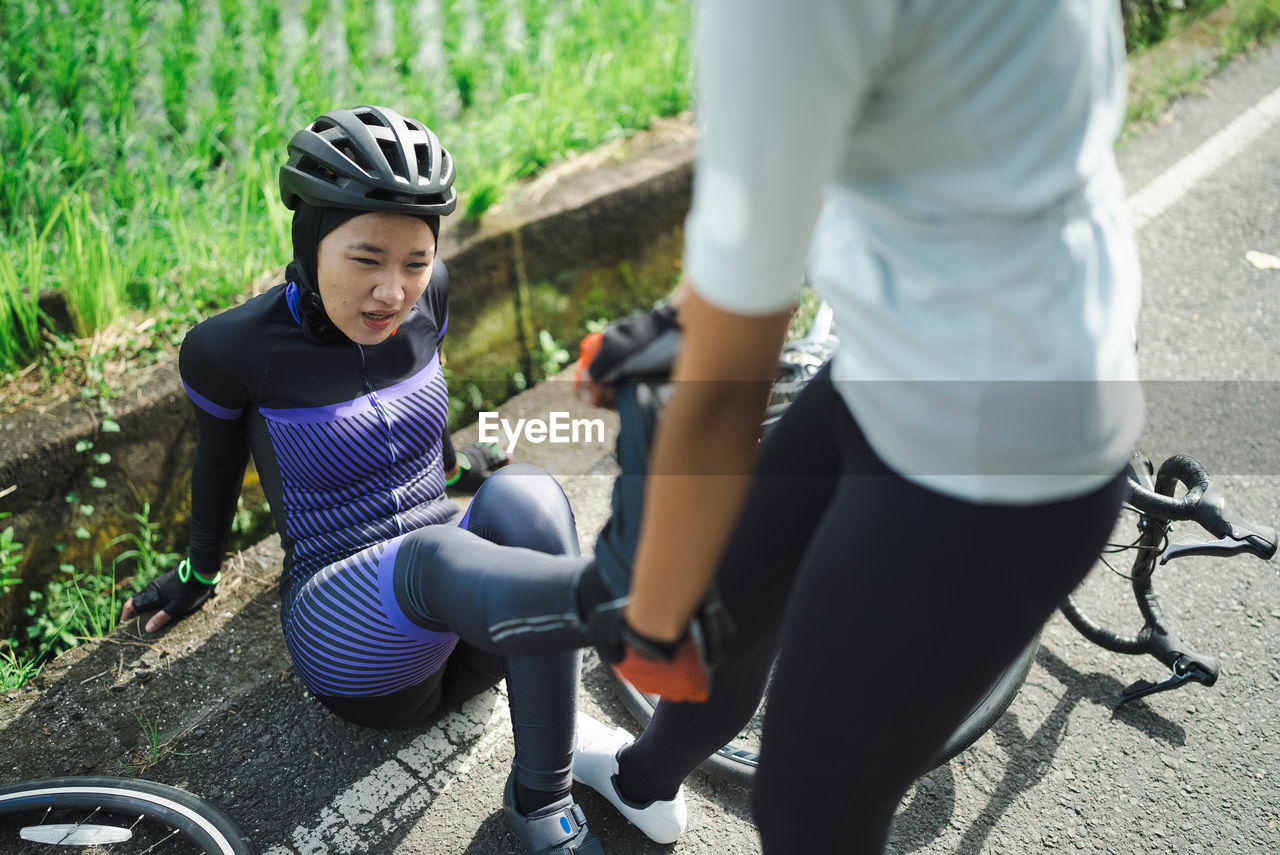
[573,712,688,844]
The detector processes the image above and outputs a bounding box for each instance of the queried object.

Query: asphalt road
[5,39,1280,855]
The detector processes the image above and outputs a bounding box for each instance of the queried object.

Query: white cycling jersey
[684,0,1144,503]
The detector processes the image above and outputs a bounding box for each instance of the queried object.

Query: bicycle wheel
[610,633,1039,787]
[0,777,258,854]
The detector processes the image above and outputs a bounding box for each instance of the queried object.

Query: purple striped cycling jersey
[258,353,454,585]
[178,263,467,696]
[178,262,460,600]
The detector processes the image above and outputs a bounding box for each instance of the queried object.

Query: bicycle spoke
[133,825,183,854]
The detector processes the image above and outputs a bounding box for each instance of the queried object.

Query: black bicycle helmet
[279,105,457,216]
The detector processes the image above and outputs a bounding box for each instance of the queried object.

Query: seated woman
[120,105,612,855]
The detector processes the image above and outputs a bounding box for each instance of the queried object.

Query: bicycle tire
[0,776,258,854]
[610,633,1039,787]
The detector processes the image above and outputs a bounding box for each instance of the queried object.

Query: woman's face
[315,211,437,345]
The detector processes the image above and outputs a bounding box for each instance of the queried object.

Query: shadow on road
[888,643,1186,853]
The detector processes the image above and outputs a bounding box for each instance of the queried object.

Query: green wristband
[445,452,472,486]
[177,557,222,586]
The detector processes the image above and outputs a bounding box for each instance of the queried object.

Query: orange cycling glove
[611,623,714,704]
[574,330,605,397]
[574,303,680,399]
[584,575,732,704]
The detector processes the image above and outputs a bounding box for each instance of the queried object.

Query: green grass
[133,712,162,768]
[1125,0,1280,131]
[0,0,694,373]
[1124,0,1231,51]
[0,223,47,368]
[0,512,23,599]
[0,646,41,690]
[2,503,179,688]
[1128,48,1212,126]
[1221,0,1280,53]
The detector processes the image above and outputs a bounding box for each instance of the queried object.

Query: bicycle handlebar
[1063,452,1275,705]
[1125,453,1277,563]
[1125,453,1208,521]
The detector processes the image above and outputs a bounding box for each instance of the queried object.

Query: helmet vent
[377,139,409,179]
[365,187,442,205]
[415,146,435,179]
[331,139,367,172]
[298,157,339,183]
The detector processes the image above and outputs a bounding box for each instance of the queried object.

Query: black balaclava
[286,202,441,344]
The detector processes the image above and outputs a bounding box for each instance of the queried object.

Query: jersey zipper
[357,344,405,534]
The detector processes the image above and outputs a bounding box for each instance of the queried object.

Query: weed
[0,645,40,690]
[1222,0,1280,53]
[0,508,36,688]
[535,329,571,378]
[0,512,22,597]
[112,504,181,583]
[1128,53,1210,125]
[134,712,162,768]
[1123,0,1280,131]
[1124,0,1230,50]
[229,496,275,552]
[7,503,178,688]
[0,219,52,366]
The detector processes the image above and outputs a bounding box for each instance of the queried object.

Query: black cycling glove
[129,559,220,624]
[446,441,510,494]
[448,440,512,494]
[584,302,681,384]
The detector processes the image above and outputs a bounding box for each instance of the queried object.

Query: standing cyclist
[121,106,611,855]
[572,1,1146,852]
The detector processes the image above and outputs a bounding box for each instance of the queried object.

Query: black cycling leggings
[616,364,1129,854]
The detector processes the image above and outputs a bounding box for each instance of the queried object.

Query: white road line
[262,689,511,855]
[1128,82,1280,231]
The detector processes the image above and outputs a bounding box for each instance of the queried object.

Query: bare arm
[623,285,792,642]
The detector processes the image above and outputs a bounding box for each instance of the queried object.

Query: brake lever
[1159,483,1278,563]
[1161,532,1277,563]
[1117,654,1217,706]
